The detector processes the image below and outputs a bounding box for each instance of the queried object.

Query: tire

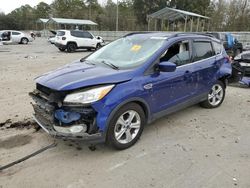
[59,48,65,52]
[200,80,225,108]
[95,43,101,50]
[67,43,77,52]
[106,103,145,150]
[21,38,28,44]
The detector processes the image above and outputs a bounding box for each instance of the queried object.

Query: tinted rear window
[57,31,65,36]
[12,32,21,35]
[213,41,222,55]
[70,31,82,37]
[193,41,214,61]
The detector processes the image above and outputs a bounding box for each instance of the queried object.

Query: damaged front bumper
[29,88,105,143]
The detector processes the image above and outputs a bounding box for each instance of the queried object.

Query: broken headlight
[64,85,114,104]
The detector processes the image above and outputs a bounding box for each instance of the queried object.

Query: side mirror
[96,36,100,40]
[159,61,176,72]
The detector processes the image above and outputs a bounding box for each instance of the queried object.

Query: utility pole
[116,0,119,31]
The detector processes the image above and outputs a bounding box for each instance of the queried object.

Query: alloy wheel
[208,84,224,106]
[114,110,141,144]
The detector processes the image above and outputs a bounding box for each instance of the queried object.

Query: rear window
[70,31,82,37]
[57,31,65,36]
[193,41,214,61]
[212,41,222,55]
[12,32,21,35]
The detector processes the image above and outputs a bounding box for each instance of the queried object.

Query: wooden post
[196,18,200,32]
[154,19,157,31]
[147,17,150,31]
[161,19,164,31]
[190,17,193,32]
[184,16,187,32]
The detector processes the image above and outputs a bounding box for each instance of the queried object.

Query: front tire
[21,38,28,44]
[67,43,76,52]
[200,80,225,108]
[95,43,101,50]
[106,103,145,150]
[59,48,65,52]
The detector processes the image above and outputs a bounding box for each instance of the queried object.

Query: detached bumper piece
[29,89,104,143]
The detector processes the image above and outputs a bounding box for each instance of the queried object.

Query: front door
[144,39,196,114]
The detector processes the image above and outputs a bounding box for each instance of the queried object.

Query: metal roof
[37,18,49,23]
[47,18,97,25]
[148,7,210,21]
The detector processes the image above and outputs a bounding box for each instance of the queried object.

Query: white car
[0,30,34,44]
[48,36,56,44]
[54,30,104,52]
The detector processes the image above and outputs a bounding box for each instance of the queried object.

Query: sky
[0,0,109,14]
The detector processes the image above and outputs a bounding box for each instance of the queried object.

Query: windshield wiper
[101,60,119,70]
[80,59,96,65]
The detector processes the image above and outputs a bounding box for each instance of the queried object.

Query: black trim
[152,93,207,121]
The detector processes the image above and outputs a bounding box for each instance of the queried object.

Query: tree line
[0,0,249,31]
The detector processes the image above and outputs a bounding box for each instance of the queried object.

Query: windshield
[86,35,166,69]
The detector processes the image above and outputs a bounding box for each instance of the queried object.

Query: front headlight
[64,85,114,104]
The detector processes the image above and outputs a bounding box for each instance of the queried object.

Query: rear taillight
[225,56,232,63]
[62,37,66,40]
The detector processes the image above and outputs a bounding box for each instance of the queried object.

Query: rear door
[11,31,21,43]
[191,40,217,95]
[70,31,84,47]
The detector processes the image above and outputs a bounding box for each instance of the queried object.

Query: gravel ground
[0,38,250,188]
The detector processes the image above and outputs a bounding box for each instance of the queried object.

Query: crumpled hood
[35,61,134,91]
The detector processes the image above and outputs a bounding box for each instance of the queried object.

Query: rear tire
[67,43,76,52]
[200,80,225,108]
[106,103,145,150]
[21,38,28,44]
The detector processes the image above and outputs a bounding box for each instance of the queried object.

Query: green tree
[34,2,51,19]
[133,0,167,27]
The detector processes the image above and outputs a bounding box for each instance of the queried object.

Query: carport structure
[46,17,98,30]
[147,7,210,32]
[36,18,49,30]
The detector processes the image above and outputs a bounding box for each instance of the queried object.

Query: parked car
[243,42,250,51]
[48,36,56,44]
[30,32,232,149]
[229,51,250,87]
[0,30,34,44]
[47,30,57,44]
[54,30,104,52]
[207,32,243,57]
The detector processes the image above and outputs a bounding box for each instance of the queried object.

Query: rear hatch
[55,31,66,44]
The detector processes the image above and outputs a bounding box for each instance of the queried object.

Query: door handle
[184,70,192,80]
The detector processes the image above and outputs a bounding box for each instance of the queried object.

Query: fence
[39,30,250,45]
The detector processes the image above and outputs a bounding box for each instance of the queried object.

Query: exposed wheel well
[218,77,228,88]
[67,42,77,47]
[112,101,149,124]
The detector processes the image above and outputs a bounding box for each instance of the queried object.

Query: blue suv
[30,33,232,149]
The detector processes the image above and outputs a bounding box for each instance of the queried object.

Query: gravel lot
[0,38,250,188]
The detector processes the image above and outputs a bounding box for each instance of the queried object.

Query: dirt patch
[0,119,38,130]
[0,135,32,149]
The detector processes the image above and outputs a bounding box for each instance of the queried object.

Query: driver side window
[160,40,191,66]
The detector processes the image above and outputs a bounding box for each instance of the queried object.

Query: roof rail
[123,32,154,37]
[170,32,216,38]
